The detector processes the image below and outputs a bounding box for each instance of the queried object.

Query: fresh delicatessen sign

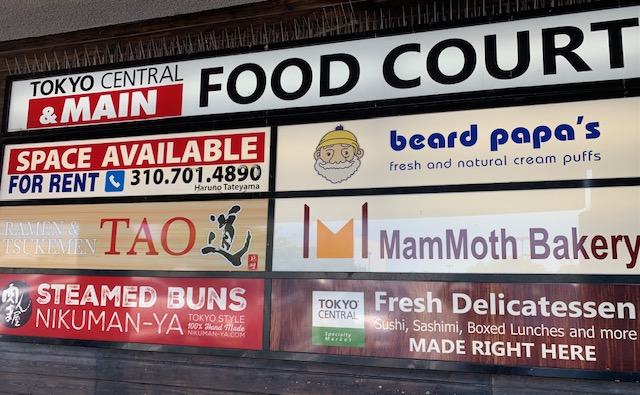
[0,275,264,350]
[276,98,639,191]
[270,279,639,372]
[0,200,267,271]
[272,186,640,274]
[1,128,269,200]
[6,7,638,131]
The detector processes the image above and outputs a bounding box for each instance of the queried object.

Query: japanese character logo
[200,205,252,268]
[1,281,32,328]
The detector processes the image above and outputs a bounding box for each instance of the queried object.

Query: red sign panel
[6,131,265,174]
[270,279,640,372]
[0,274,264,350]
[26,84,183,129]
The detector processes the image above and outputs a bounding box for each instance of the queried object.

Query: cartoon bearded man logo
[314,125,365,184]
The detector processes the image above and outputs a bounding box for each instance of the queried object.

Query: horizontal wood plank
[0,341,638,394]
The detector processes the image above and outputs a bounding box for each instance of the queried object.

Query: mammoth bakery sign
[5,6,639,131]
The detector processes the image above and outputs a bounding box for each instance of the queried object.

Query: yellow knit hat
[316,125,359,151]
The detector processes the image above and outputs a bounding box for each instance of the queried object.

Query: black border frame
[0,0,638,383]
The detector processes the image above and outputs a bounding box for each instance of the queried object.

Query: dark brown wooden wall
[1,341,639,394]
[1,1,637,394]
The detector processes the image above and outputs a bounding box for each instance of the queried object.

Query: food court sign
[5,6,638,131]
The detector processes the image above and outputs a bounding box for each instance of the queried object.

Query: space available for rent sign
[276,98,639,191]
[1,128,269,200]
[272,186,640,274]
[0,274,264,350]
[0,199,267,271]
[6,7,639,132]
[270,279,640,372]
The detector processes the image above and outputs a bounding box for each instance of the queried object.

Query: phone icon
[105,170,125,192]
[109,175,121,188]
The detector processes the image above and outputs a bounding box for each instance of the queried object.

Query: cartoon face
[315,143,362,164]
[313,126,365,184]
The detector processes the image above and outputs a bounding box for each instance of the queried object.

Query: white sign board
[275,97,640,191]
[6,7,639,131]
[272,186,640,274]
[1,128,269,200]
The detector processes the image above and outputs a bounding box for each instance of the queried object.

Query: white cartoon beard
[315,157,361,184]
